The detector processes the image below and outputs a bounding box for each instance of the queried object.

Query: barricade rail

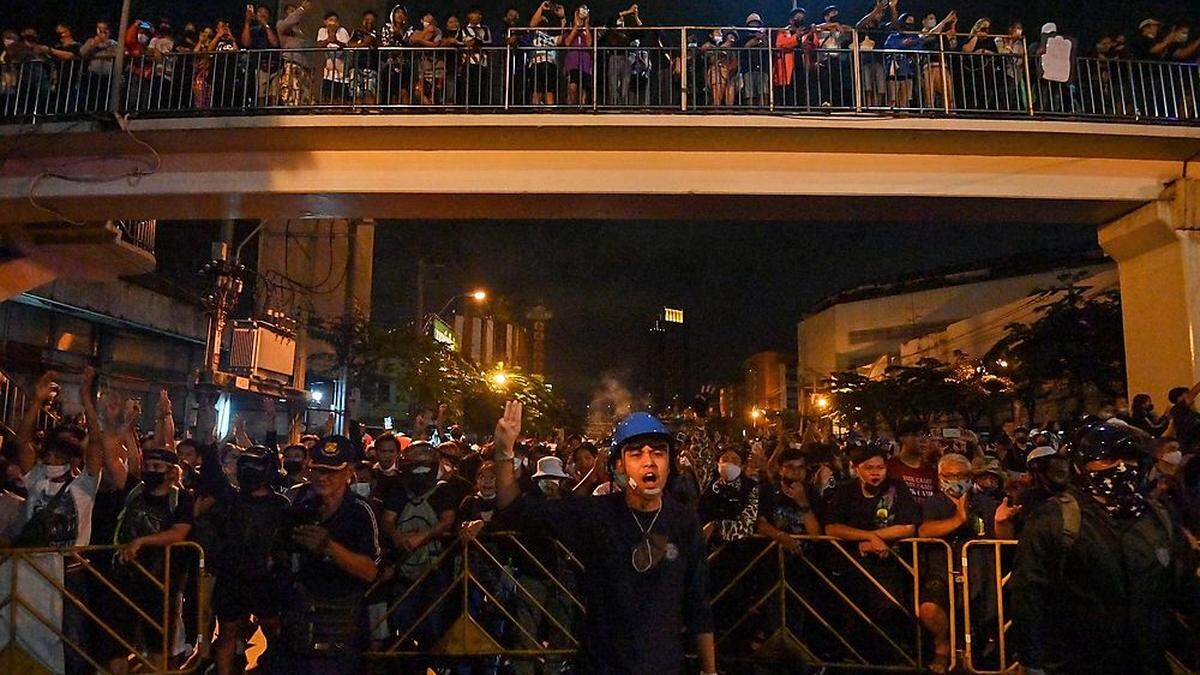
[0,542,207,674]
[1,28,1197,125]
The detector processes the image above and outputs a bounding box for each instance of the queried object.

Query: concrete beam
[0,114,1194,224]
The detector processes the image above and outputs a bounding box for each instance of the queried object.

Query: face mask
[142,471,167,488]
[283,459,303,474]
[137,33,150,45]
[1080,462,1146,518]
[613,471,629,489]
[940,477,972,498]
[351,482,371,498]
[403,464,437,494]
[1179,33,1190,43]
[537,479,562,498]
[43,464,70,479]
[923,18,936,29]
[720,464,742,482]
[237,465,269,491]
[3,38,14,47]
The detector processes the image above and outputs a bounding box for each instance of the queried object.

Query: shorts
[861,61,886,93]
[565,68,590,86]
[739,70,769,99]
[529,61,558,94]
[348,68,378,98]
[213,575,283,622]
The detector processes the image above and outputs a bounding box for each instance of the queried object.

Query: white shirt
[22,464,100,548]
[317,26,351,81]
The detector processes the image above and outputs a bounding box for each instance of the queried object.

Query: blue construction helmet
[610,412,673,453]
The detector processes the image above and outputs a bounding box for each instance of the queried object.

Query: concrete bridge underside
[1,114,1196,225]
[2,113,1200,405]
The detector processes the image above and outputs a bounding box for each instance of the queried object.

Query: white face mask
[351,482,371,498]
[137,33,150,45]
[720,464,742,482]
[43,464,70,479]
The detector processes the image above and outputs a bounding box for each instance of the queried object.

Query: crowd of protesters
[3,2,1199,115]
[1,363,1199,673]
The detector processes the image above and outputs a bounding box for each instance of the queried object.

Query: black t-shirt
[380,479,461,519]
[758,482,815,535]
[824,478,921,532]
[737,30,767,71]
[510,492,714,674]
[141,489,194,528]
[291,486,381,598]
[1130,33,1159,60]
[922,491,996,552]
[698,475,755,524]
[211,489,290,579]
[90,487,128,546]
[458,493,497,523]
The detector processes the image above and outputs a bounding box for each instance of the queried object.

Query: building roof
[807,248,1109,315]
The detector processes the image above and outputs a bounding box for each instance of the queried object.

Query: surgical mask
[923,17,936,29]
[351,482,371,498]
[1080,462,1147,518]
[43,464,70,479]
[137,33,150,45]
[142,471,167,488]
[940,477,972,498]
[720,464,741,482]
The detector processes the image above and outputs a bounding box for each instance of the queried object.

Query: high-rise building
[743,350,799,415]
[646,306,688,412]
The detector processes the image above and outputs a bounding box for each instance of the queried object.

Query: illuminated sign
[431,317,457,347]
[663,308,684,324]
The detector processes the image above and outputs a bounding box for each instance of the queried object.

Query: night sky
[372,221,1098,408]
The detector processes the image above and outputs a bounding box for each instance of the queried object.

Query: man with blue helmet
[486,401,717,675]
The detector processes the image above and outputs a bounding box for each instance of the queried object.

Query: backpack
[1053,492,1174,577]
[113,483,180,545]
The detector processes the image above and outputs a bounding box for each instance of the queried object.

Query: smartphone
[383,416,394,431]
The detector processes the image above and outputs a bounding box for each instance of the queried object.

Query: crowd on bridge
[2,1,1199,116]
[0,363,1199,673]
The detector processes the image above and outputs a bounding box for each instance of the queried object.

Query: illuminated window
[663,308,684,324]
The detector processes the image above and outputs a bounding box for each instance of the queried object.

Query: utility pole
[415,258,426,336]
[202,221,241,376]
[109,0,133,114]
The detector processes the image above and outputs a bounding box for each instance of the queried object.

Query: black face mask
[401,464,437,495]
[237,465,270,491]
[1080,462,1147,518]
[142,471,167,488]
[1032,458,1071,492]
[283,459,303,474]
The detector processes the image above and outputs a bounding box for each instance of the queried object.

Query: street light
[491,370,509,386]
[471,290,488,301]
[425,290,489,334]
[750,408,761,421]
[814,394,830,410]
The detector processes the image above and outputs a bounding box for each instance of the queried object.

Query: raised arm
[492,400,523,509]
[154,388,176,450]
[16,372,55,473]
[98,390,129,490]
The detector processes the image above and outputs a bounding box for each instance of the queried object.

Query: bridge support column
[1099,178,1200,406]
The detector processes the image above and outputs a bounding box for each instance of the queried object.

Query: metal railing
[111,219,157,255]
[2,28,1197,125]
[0,542,207,674]
[0,369,58,438]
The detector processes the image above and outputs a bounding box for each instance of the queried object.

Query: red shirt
[886,456,937,505]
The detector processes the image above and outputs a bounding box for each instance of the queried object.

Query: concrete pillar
[1098,179,1200,406]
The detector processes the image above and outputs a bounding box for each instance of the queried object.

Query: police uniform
[264,436,381,675]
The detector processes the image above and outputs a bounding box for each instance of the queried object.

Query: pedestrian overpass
[1,106,1199,407]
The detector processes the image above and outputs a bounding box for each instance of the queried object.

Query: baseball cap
[144,448,180,465]
[1026,445,1057,464]
[745,12,762,24]
[1040,22,1057,35]
[310,434,355,470]
[1138,18,1162,31]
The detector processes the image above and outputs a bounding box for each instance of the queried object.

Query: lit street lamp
[424,289,488,334]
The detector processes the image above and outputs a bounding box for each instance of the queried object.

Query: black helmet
[1068,421,1144,465]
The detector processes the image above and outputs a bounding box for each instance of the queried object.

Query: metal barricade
[0,541,208,674]
[364,530,583,665]
[705,534,956,672]
[959,539,1016,674]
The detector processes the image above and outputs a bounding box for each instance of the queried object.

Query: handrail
[0,29,1195,124]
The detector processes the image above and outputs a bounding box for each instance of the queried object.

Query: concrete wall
[899,267,1119,364]
[797,263,1112,379]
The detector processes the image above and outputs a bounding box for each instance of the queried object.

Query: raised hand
[994,497,1022,525]
[494,400,523,454]
[32,371,56,405]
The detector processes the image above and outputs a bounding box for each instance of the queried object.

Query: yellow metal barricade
[705,534,956,672]
[364,530,584,662]
[0,541,207,674]
[960,538,1018,674]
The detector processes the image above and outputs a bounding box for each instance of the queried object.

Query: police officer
[1010,421,1196,674]
[264,435,380,674]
